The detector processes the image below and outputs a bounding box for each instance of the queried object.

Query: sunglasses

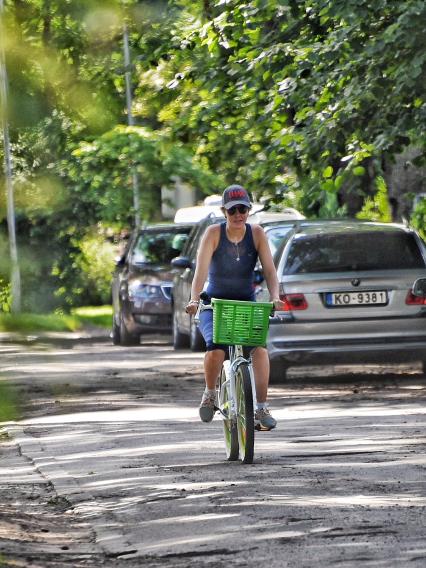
[227,205,249,215]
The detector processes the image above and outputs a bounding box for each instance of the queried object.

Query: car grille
[161,284,172,300]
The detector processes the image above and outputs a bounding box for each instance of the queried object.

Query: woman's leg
[204,349,226,390]
[197,307,227,422]
[251,347,276,429]
[251,346,270,403]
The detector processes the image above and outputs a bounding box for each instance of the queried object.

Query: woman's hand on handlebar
[272,298,285,312]
[185,300,199,315]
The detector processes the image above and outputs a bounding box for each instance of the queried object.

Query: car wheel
[190,317,205,352]
[112,314,121,345]
[173,309,189,349]
[119,316,140,346]
[269,359,288,383]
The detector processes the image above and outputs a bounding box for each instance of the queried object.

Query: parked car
[260,220,426,381]
[170,212,304,351]
[111,224,192,345]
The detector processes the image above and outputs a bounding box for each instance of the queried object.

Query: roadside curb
[4,423,138,559]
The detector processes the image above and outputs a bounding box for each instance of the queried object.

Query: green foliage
[139,0,426,210]
[71,231,116,305]
[66,126,220,224]
[356,177,392,222]
[0,278,12,313]
[410,198,426,240]
[52,228,116,307]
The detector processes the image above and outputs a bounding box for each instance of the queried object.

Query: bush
[52,227,116,308]
[0,278,11,313]
[356,176,392,222]
[410,198,426,240]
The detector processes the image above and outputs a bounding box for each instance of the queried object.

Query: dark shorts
[198,307,228,353]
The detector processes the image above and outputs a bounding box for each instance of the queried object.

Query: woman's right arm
[186,225,218,314]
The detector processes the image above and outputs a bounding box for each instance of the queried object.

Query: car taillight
[279,293,308,311]
[405,290,426,305]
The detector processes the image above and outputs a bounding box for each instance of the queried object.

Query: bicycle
[195,296,274,464]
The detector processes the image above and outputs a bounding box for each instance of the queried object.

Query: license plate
[325,290,388,307]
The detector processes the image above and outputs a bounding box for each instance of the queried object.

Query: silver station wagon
[263,221,426,381]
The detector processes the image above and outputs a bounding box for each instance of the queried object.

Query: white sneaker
[255,407,277,430]
[199,392,216,422]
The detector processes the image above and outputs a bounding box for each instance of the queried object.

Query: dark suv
[112,224,192,345]
[171,215,300,351]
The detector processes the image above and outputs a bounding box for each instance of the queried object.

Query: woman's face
[223,205,250,228]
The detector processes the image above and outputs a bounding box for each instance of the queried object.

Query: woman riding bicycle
[185,185,284,430]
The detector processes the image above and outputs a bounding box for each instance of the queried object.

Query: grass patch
[0,306,112,333]
[0,382,21,422]
[0,312,80,333]
[71,305,112,328]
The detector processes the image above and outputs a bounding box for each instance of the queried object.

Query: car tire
[112,315,121,345]
[269,360,288,383]
[119,316,140,346]
[190,317,205,352]
[173,310,189,349]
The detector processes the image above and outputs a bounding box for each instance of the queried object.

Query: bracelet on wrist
[188,299,199,305]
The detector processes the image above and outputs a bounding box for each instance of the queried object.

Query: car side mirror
[412,278,426,297]
[115,255,126,267]
[171,256,192,269]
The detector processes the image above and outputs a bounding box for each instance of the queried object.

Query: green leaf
[353,166,365,176]
[322,166,333,179]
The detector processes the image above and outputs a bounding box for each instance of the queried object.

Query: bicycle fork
[219,350,258,422]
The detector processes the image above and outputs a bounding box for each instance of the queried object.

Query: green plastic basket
[212,298,273,346]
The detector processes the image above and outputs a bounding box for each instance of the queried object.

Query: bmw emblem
[351,279,361,287]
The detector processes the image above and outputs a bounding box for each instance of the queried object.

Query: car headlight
[127,280,162,300]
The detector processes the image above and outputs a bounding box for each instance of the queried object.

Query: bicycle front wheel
[219,366,239,461]
[235,362,255,464]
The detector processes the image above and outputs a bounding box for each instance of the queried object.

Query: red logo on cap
[228,189,246,199]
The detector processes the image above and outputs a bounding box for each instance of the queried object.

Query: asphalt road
[1,334,426,567]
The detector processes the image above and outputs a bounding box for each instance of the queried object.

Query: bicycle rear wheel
[235,362,255,464]
[219,366,239,461]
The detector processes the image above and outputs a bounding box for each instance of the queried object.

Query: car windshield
[131,231,189,265]
[284,231,425,274]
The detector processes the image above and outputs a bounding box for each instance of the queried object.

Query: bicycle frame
[194,301,258,424]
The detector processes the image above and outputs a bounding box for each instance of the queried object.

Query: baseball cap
[222,185,252,210]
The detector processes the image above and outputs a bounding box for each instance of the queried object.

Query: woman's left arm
[253,225,283,310]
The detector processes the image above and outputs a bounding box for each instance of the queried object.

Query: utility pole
[123,22,141,229]
[0,0,21,313]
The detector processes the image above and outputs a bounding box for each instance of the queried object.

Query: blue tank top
[206,223,258,300]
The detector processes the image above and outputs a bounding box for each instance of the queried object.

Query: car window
[131,231,190,265]
[265,226,295,258]
[284,231,425,274]
[186,218,220,262]
[186,225,205,261]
